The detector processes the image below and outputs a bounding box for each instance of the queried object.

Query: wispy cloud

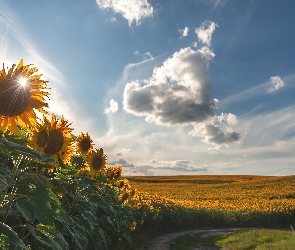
[213,0,230,10]
[0,6,64,86]
[0,4,97,137]
[267,76,285,93]
[96,0,153,26]
[219,75,292,109]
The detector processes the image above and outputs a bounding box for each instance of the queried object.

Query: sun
[0,59,50,134]
[28,114,74,163]
[19,78,27,87]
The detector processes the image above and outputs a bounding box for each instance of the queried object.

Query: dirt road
[145,228,253,250]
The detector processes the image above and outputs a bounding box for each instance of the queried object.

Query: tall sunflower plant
[0,60,141,249]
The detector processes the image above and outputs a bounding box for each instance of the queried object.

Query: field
[128,175,295,213]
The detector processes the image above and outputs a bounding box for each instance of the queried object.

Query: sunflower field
[129,175,295,228]
[0,60,295,249]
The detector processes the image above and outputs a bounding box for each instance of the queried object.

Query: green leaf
[27,224,69,250]
[18,172,51,188]
[0,138,54,162]
[46,189,70,224]
[0,173,8,192]
[63,217,88,249]
[99,215,118,236]
[30,188,54,225]
[55,173,70,181]
[91,225,107,249]
[0,222,26,249]
[16,198,36,223]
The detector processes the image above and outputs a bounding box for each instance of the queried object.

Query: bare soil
[144,228,254,250]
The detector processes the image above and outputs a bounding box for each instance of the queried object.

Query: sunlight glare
[19,78,27,87]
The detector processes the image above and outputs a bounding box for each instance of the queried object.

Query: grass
[170,229,295,250]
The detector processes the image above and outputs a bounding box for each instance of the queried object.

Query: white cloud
[116,148,131,156]
[124,47,216,125]
[195,20,218,46]
[123,46,240,146]
[96,0,153,26]
[178,26,189,37]
[217,113,239,125]
[104,99,119,114]
[267,76,285,93]
[189,123,240,145]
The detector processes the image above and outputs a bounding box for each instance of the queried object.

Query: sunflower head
[28,114,74,163]
[76,132,94,154]
[117,178,130,190]
[118,190,130,204]
[0,59,49,134]
[86,148,107,177]
[103,165,122,181]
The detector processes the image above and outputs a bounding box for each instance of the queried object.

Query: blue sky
[1,0,295,176]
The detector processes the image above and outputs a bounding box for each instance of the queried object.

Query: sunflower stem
[0,156,20,223]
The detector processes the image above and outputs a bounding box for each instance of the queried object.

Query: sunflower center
[37,130,48,147]
[92,156,102,170]
[122,192,129,201]
[44,129,64,156]
[0,79,30,116]
[80,138,91,152]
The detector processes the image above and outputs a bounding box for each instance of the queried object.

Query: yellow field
[128,175,295,213]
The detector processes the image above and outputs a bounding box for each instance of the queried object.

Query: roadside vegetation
[170,229,295,250]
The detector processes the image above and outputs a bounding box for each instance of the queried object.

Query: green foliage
[0,222,27,249]
[0,133,139,249]
[217,229,295,250]
[169,229,295,250]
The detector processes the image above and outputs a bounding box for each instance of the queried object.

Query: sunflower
[28,114,73,163]
[86,148,107,177]
[118,190,130,204]
[76,132,94,154]
[103,165,122,182]
[117,178,130,190]
[0,59,49,134]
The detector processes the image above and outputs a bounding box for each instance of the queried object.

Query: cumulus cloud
[124,47,217,125]
[267,76,285,93]
[123,45,240,146]
[96,0,153,26]
[195,20,218,46]
[190,124,240,145]
[217,113,239,126]
[104,99,118,114]
[178,26,189,37]
[109,158,135,168]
